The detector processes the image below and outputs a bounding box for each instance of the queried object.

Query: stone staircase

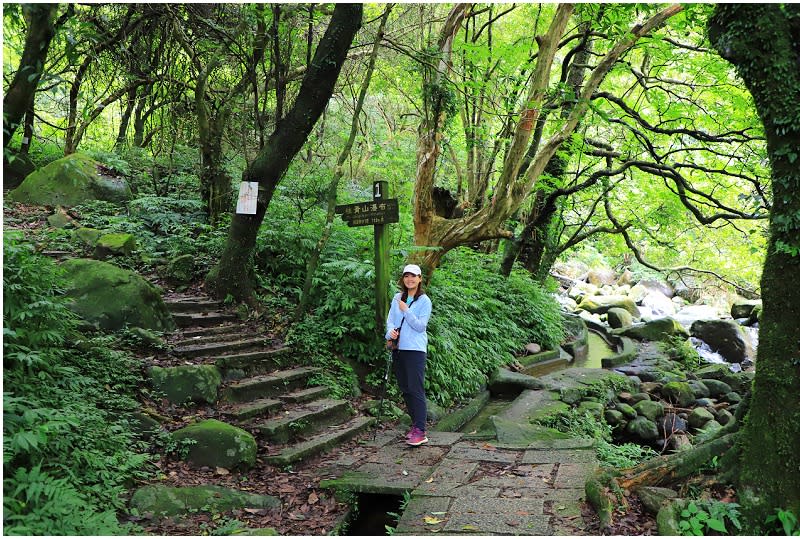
[162,294,375,467]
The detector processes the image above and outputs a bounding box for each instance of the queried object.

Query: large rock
[641,290,677,318]
[615,318,689,342]
[699,378,732,398]
[607,308,633,329]
[626,416,659,440]
[149,365,222,405]
[587,269,617,286]
[7,153,131,206]
[578,295,641,318]
[172,419,257,469]
[694,363,753,393]
[633,400,664,421]
[61,258,174,331]
[690,319,754,363]
[130,484,279,517]
[730,299,762,319]
[638,279,674,298]
[660,381,695,407]
[94,233,137,259]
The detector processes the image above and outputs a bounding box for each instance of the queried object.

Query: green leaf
[706,518,727,533]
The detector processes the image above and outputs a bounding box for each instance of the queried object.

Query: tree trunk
[3,4,57,148]
[709,3,800,523]
[115,87,137,149]
[205,4,363,301]
[413,5,682,276]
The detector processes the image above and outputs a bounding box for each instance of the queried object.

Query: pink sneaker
[405,427,417,440]
[406,429,428,446]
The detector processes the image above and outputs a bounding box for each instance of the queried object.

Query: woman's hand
[397,299,408,312]
[388,328,399,340]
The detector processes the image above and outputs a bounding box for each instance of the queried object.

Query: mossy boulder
[615,317,689,342]
[661,381,695,407]
[688,407,715,429]
[7,153,131,206]
[607,307,633,329]
[694,364,752,393]
[47,207,75,228]
[166,253,195,284]
[149,365,222,405]
[699,378,732,398]
[94,233,137,258]
[73,227,103,247]
[633,399,664,421]
[578,400,605,419]
[730,299,762,320]
[626,416,659,440]
[578,295,641,318]
[60,258,174,331]
[130,484,279,517]
[172,419,257,469]
[488,367,545,396]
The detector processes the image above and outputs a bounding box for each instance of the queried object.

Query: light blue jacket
[385,292,432,353]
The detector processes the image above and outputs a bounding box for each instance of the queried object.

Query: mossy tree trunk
[709,3,800,522]
[205,4,363,301]
[3,4,58,148]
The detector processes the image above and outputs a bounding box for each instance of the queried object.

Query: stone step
[221,367,320,403]
[172,337,270,358]
[221,398,283,421]
[180,324,242,338]
[215,346,293,373]
[173,312,237,328]
[250,398,353,444]
[172,332,260,348]
[265,416,375,467]
[165,298,224,313]
[279,386,330,404]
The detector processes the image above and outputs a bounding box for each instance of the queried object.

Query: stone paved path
[320,426,597,535]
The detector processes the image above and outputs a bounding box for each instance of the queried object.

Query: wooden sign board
[335,199,399,227]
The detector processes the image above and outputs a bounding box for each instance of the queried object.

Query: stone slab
[443,511,552,535]
[422,458,479,484]
[521,448,597,464]
[553,462,598,489]
[469,464,555,488]
[499,389,561,422]
[394,496,453,534]
[450,496,546,517]
[447,442,520,463]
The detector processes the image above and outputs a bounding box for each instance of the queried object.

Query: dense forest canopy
[3,3,769,294]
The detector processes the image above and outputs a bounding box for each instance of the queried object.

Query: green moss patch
[7,153,131,206]
[130,484,279,517]
[149,365,222,405]
[61,258,174,331]
[172,419,257,469]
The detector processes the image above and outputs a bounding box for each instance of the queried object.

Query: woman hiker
[385,264,432,446]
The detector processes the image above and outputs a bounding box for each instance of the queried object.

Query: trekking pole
[373,347,393,440]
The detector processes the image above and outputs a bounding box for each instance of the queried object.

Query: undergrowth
[3,232,151,535]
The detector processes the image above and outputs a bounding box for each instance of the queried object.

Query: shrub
[3,233,151,535]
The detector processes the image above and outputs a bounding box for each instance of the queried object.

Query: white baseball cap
[403,264,422,276]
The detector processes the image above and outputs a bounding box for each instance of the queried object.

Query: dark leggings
[393,350,427,431]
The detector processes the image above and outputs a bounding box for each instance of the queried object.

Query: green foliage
[426,248,564,405]
[764,508,800,536]
[679,500,742,536]
[3,234,151,535]
[658,336,702,371]
[534,408,657,468]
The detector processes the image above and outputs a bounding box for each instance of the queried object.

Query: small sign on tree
[235,182,259,215]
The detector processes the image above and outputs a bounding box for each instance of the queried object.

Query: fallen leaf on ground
[308,491,319,504]
[423,516,443,525]
[215,467,229,475]
[425,477,434,483]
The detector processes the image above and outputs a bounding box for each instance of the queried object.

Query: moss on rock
[94,232,137,258]
[615,317,689,342]
[129,484,279,517]
[149,365,222,405]
[172,419,257,469]
[7,153,131,206]
[61,258,174,331]
[661,381,695,407]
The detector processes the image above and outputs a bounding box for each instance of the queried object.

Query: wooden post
[373,181,390,337]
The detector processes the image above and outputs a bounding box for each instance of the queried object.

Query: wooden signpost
[335,181,399,334]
